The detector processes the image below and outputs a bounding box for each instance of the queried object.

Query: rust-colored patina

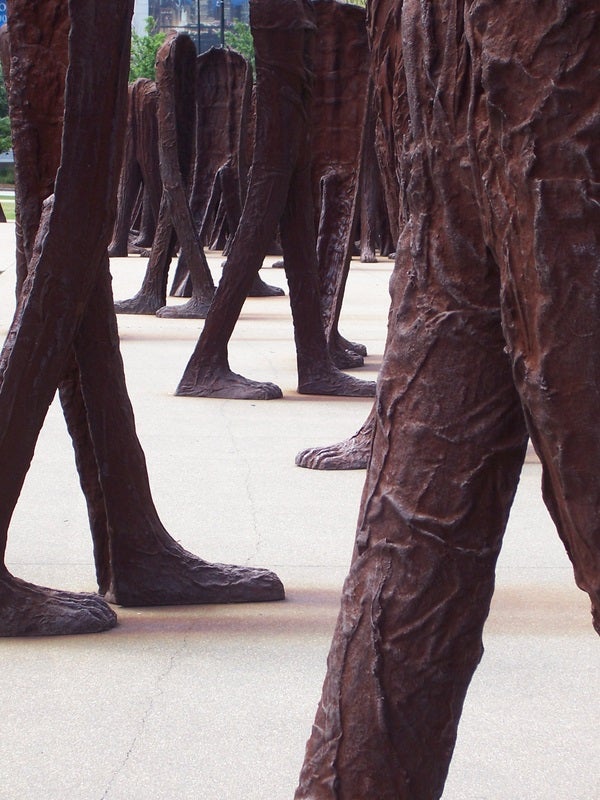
[115,33,216,318]
[0,0,283,638]
[175,0,375,400]
[295,0,600,796]
[109,78,162,257]
[310,0,370,370]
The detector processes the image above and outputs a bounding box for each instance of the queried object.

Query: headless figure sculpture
[116,43,282,318]
[294,0,600,796]
[175,0,375,400]
[310,0,370,370]
[0,0,283,638]
[115,32,216,319]
[109,78,162,257]
[295,0,404,469]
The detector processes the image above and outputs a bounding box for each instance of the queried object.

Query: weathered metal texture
[115,33,216,317]
[0,0,133,635]
[5,0,69,287]
[192,46,251,247]
[295,0,600,795]
[310,0,370,369]
[358,84,395,262]
[175,0,375,401]
[295,404,375,471]
[294,0,401,472]
[0,0,283,637]
[109,78,161,256]
[366,0,404,251]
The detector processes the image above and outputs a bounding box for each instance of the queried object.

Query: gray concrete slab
[0,222,598,799]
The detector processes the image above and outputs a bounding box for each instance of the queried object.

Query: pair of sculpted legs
[295,1,600,797]
[310,0,370,370]
[296,0,406,470]
[109,78,161,257]
[116,33,217,320]
[176,0,375,401]
[0,0,282,638]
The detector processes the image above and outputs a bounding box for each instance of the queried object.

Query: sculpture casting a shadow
[175,0,375,400]
[0,0,283,638]
[294,0,600,796]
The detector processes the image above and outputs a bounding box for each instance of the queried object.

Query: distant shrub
[130,17,166,81]
[225,21,255,75]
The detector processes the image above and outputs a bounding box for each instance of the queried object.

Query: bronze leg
[469,0,600,631]
[295,0,529,793]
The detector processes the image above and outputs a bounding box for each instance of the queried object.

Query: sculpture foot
[177,365,283,399]
[114,293,164,315]
[127,244,151,257]
[104,542,285,606]
[330,344,365,369]
[298,369,376,398]
[338,335,367,357]
[328,332,368,369]
[360,247,378,263]
[156,295,214,319]
[295,413,375,470]
[131,233,154,250]
[248,275,285,297]
[0,572,117,637]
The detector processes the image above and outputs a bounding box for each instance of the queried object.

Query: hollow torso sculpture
[294,0,600,797]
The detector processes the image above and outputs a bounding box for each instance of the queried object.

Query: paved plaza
[0,221,598,799]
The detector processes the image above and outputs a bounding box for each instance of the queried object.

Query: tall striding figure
[295,1,600,797]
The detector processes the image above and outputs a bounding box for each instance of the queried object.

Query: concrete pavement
[0,221,598,799]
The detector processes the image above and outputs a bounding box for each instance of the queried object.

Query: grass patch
[0,196,14,221]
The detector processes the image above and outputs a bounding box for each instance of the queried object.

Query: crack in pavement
[99,635,189,800]
[221,403,263,566]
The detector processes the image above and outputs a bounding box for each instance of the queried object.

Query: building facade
[133,0,249,52]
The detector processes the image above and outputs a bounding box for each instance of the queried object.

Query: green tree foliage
[129,17,166,81]
[0,68,11,153]
[0,69,7,118]
[224,21,255,75]
[0,118,11,155]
